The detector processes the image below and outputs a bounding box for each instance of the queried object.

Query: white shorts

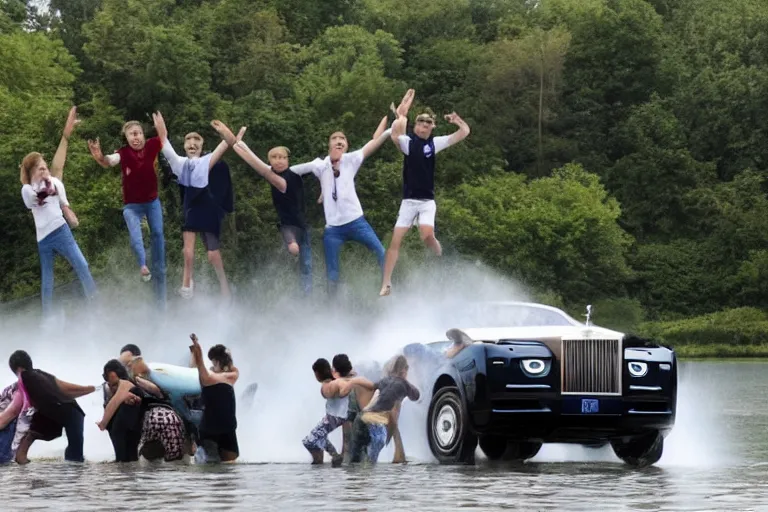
[395,199,437,228]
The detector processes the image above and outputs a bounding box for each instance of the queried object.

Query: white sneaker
[179,280,194,299]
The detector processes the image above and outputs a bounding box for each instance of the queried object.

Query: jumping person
[10,350,96,464]
[360,355,420,463]
[303,358,374,466]
[154,115,240,300]
[287,116,392,295]
[87,114,167,307]
[20,107,97,318]
[379,89,471,296]
[212,121,313,295]
[189,334,239,463]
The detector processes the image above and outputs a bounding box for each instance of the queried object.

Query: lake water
[1,360,766,511]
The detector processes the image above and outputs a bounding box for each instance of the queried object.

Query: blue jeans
[367,423,387,463]
[299,228,312,296]
[38,224,97,316]
[322,216,385,293]
[63,410,85,462]
[123,199,166,306]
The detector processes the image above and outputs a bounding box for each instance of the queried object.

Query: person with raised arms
[379,89,471,296]
[282,117,392,295]
[154,114,242,301]
[212,122,313,296]
[87,114,168,307]
[20,106,98,318]
[189,334,240,463]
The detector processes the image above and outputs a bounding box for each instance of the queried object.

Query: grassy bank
[635,307,768,358]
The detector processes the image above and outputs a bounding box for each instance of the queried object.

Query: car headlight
[521,359,547,376]
[628,361,648,377]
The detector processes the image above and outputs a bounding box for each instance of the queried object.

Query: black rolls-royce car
[403,302,677,467]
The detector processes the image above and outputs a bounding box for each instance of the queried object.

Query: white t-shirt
[21,177,69,242]
[292,149,367,227]
[160,138,213,188]
[397,135,452,155]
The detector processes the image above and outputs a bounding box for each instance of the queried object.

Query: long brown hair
[19,152,43,185]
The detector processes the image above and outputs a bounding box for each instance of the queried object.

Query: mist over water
[0,257,734,470]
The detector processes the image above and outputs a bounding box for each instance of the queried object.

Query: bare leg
[380,227,409,296]
[309,448,324,464]
[418,225,442,256]
[207,249,230,299]
[15,433,36,465]
[389,403,406,463]
[182,231,196,289]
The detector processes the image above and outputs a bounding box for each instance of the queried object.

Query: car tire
[479,436,542,462]
[505,441,542,461]
[611,431,664,468]
[479,435,507,460]
[427,386,477,464]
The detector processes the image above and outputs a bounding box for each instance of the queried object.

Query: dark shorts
[200,430,239,457]
[29,412,64,442]
[280,225,305,247]
[200,232,221,252]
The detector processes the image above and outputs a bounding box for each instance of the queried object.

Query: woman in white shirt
[19,107,97,317]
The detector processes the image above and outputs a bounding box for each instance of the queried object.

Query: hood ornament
[584,305,593,327]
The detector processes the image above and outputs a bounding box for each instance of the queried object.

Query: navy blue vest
[402,134,436,200]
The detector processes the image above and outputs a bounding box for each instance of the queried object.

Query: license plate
[581,399,599,414]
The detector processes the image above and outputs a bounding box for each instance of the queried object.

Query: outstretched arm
[152,112,167,143]
[55,379,96,399]
[87,138,119,168]
[361,116,392,159]
[189,333,235,387]
[50,106,80,180]
[97,380,137,431]
[391,89,414,148]
[233,141,288,193]
[439,112,471,149]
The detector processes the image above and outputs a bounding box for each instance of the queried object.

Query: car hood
[457,325,625,342]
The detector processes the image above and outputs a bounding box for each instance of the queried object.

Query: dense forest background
[2,0,768,351]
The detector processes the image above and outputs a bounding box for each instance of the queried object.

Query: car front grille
[561,338,621,395]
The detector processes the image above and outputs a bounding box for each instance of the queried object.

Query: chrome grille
[561,338,621,395]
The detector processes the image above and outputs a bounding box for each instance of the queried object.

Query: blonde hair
[268,146,290,160]
[19,152,43,185]
[384,355,409,377]
[122,121,143,138]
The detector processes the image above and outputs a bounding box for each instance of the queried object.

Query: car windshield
[454,304,578,328]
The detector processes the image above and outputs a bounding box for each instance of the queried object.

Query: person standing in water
[379,89,471,296]
[10,350,96,464]
[303,358,374,466]
[20,107,97,318]
[212,121,313,296]
[155,115,241,300]
[189,334,239,463]
[360,355,420,463]
[0,382,28,463]
[96,359,148,462]
[287,116,392,295]
[87,114,167,307]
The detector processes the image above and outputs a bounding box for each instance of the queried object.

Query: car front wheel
[427,386,477,464]
[611,431,664,467]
